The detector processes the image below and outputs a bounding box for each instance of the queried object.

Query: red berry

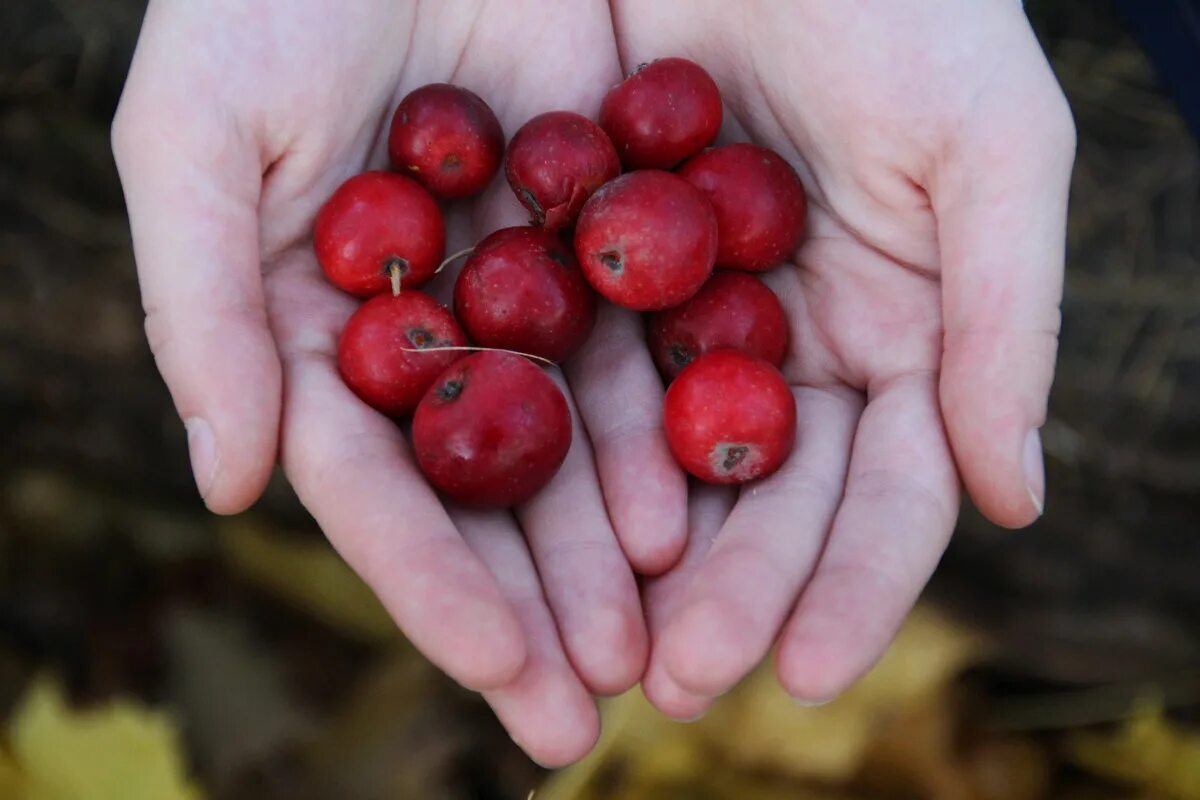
[413,351,572,507]
[574,170,717,310]
[599,57,723,169]
[648,271,789,380]
[388,84,505,199]
[314,172,445,296]
[337,291,467,416]
[454,227,596,363]
[505,111,621,230]
[663,350,795,484]
[678,143,807,271]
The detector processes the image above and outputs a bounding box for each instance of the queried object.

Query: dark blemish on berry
[406,327,435,348]
[599,250,623,275]
[669,344,693,369]
[719,444,750,472]
[437,378,465,402]
[441,153,462,171]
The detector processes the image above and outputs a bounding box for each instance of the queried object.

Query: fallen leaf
[8,675,202,800]
[1067,697,1200,800]
[702,605,982,782]
[219,520,396,644]
[164,607,315,786]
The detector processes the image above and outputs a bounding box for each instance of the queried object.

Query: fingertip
[489,667,601,768]
[524,707,602,769]
[774,637,848,706]
[642,658,712,722]
[447,602,528,692]
[605,458,689,575]
[661,599,748,697]
[567,606,648,697]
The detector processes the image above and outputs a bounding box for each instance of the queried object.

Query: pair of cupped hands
[113,0,1075,766]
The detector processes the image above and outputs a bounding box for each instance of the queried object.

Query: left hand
[610,0,1076,717]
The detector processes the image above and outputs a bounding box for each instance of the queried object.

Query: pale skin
[113,0,1074,766]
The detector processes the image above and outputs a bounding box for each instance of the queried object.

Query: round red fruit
[599,57,723,169]
[454,226,596,363]
[648,271,789,380]
[663,350,795,484]
[337,291,468,416]
[413,351,572,507]
[388,83,505,199]
[505,111,621,230]
[677,143,807,271]
[314,171,445,296]
[574,170,717,310]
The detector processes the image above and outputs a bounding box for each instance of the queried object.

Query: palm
[613,0,1073,716]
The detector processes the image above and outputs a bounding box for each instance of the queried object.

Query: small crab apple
[454,226,596,363]
[314,171,445,296]
[678,143,807,271]
[663,350,796,484]
[599,57,723,169]
[337,291,468,416]
[505,111,621,230]
[574,170,717,311]
[413,351,572,507]
[648,271,789,380]
[388,83,505,199]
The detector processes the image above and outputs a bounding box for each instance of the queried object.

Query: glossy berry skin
[454,226,596,363]
[505,111,621,230]
[648,271,789,380]
[663,350,796,484]
[677,143,808,271]
[337,291,468,416]
[574,170,718,311]
[413,351,572,507]
[599,57,723,169]
[314,172,445,296]
[388,83,505,199]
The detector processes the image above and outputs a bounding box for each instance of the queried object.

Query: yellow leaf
[540,605,982,798]
[219,519,396,644]
[1068,698,1200,800]
[0,749,24,797]
[9,676,203,800]
[700,605,982,782]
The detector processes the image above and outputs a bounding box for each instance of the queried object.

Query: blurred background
[1,1,1198,798]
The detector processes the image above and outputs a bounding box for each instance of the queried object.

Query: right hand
[113,0,683,766]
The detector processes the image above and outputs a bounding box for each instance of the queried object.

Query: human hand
[113,0,686,765]
[610,0,1076,717]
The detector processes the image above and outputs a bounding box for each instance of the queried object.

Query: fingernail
[184,417,217,500]
[793,695,833,708]
[1023,427,1045,517]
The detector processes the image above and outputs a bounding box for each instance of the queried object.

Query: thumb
[113,34,281,513]
[934,50,1075,528]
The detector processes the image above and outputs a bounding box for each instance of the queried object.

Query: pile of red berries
[314,58,805,507]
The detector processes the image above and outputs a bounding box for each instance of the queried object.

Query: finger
[641,484,734,720]
[456,508,601,768]
[566,304,690,574]
[660,387,861,697]
[266,256,525,691]
[934,48,1076,528]
[113,79,280,513]
[776,372,959,703]
[517,374,648,696]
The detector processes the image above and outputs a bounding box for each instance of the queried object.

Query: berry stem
[436,247,475,274]
[399,344,556,367]
[389,261,403,296]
